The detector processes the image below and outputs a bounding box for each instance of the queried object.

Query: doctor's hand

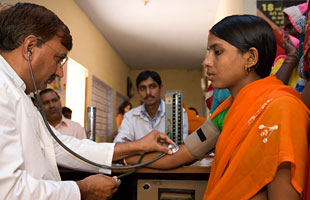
[135,130,176,155]
[76,174,121,200]
[112,130,176,161]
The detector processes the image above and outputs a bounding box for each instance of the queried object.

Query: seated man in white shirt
[114,70,188,143]
[39,88,87,140]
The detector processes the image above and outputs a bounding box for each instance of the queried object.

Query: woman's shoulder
[266,95,309,117]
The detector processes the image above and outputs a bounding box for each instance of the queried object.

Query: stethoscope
[26,49,178,175]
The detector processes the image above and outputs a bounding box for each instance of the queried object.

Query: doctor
[0,3,174,200]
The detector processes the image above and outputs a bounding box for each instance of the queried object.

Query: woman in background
[271,2,308,92]
[116,101,132,129]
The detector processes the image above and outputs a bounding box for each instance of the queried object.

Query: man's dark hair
[0,3,72,51]
[62,106,72,119]
[39,88,59,99]
[136,70,162,88]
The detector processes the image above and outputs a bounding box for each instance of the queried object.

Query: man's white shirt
[114,99,189,143]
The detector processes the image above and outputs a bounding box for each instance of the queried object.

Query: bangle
[122,158,128,166]
[283,60,296,64]
[284,55,297,65]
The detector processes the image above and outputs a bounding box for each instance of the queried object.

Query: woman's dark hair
[0,3,72,51]
[210,15,276,78]
[136,70,162,88]
[117,101,132,115]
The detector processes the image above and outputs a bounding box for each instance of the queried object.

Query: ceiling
[74,0,219,69]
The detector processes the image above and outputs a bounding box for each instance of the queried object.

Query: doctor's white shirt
[0,55,115,199]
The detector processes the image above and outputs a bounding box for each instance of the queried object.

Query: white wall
[214,0,257,24]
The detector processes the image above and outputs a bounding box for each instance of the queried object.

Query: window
[65,58,88,127]
[91,76,113,141]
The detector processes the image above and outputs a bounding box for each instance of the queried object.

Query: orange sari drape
[183,104,206,134]
[116,114,124,129]
[203,75,310,199]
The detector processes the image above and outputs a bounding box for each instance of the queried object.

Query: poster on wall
[257,0,307,27]
[257,0,307,57]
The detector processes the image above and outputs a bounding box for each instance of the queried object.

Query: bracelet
[287,52,298,57]
[122,158,128,166]
[284,55,297,65]
[283,60,297,64]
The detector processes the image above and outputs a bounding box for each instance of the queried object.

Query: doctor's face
[30,36,68,92]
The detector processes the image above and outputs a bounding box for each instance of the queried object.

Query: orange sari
[183,104,206,134]
[203,75,310,199]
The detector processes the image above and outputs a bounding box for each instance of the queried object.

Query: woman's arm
[126,144,195,169]
[302,84,310,110]
[275,35,298,85]
[112,130,175,162]
[250,162,300,200]
[267,162,300,199]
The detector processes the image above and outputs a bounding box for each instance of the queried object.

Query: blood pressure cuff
[183,118,220,160]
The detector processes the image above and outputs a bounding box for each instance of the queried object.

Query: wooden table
[59,157,212,200]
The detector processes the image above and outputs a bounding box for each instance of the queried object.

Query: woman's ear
[246,47,259,68]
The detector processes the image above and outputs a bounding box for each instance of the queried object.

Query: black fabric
[197,128,206,142]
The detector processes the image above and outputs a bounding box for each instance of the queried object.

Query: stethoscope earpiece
[27,47,33,58]
[27,48,32,56]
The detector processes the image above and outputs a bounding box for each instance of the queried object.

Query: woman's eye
[214,49,223,55]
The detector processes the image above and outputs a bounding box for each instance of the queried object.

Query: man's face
[40,91,62,122]
[137,77,162,106]
[31,36,68,92]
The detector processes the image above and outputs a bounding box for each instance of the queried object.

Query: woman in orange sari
[125,15,309,199]
[203,15,310,199]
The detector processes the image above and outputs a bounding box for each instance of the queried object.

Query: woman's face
[284,15,300,39]
[124,105,131,113]
[202,34,250,96]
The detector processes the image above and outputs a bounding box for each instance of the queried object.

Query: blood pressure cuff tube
[183,118,220,160]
